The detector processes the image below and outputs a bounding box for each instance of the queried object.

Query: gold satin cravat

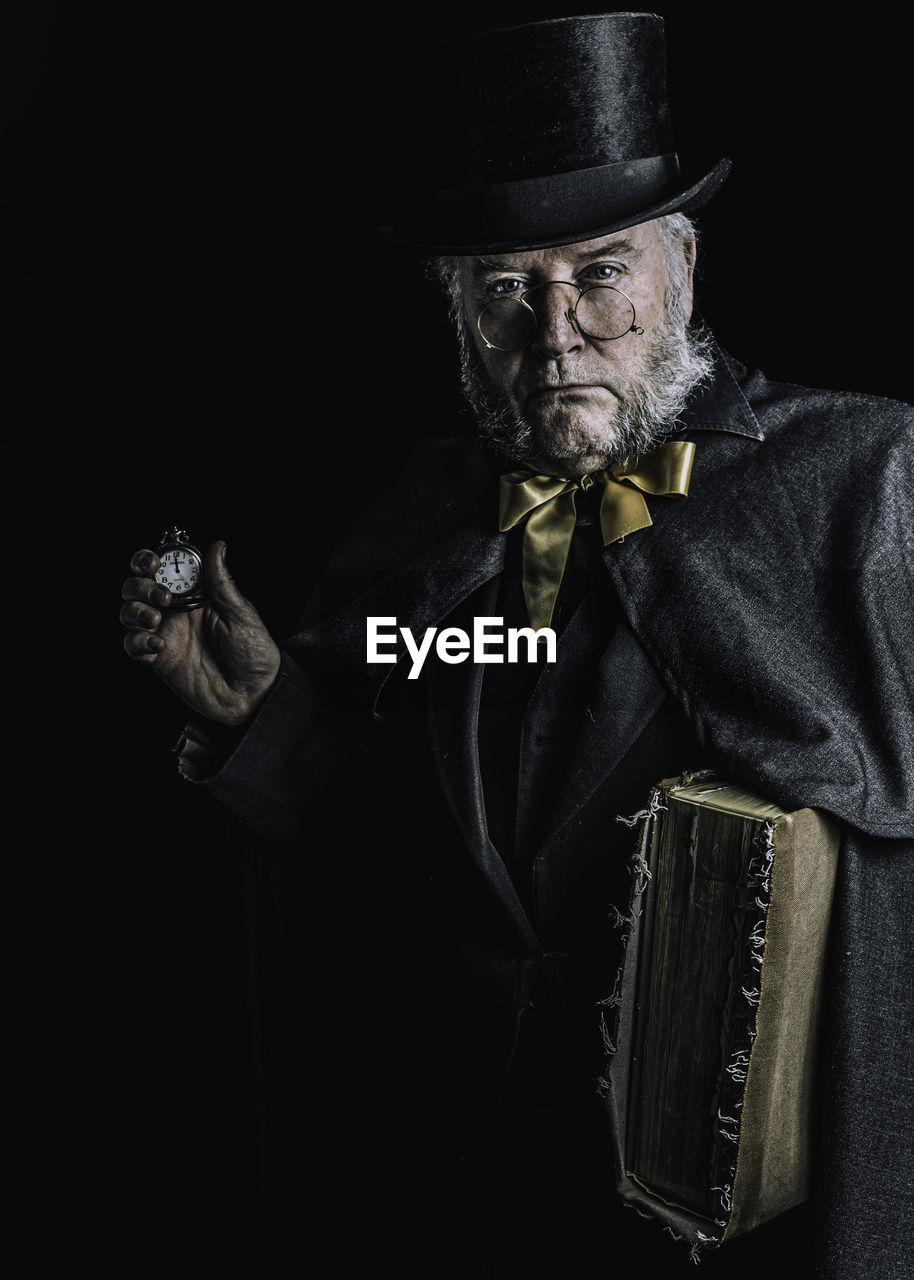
[498,440,696,631]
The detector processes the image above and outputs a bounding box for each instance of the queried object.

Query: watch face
[155,546,202,599]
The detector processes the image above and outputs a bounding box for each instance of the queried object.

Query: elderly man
[120,13,912,1280]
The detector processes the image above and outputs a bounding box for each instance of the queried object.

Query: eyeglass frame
[476,280,645,352]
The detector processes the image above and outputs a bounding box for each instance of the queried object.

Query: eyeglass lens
[478,284,637,351]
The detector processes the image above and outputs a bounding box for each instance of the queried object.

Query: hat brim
[381,157,731,257]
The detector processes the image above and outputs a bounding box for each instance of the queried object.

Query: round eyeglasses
[477,281,644,352]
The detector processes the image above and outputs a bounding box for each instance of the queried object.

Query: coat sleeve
[174,652,370,847]
[813,830,914,1280]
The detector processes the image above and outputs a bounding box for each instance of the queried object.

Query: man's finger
[130,548,160,576]
[123,629,165,660]
[121,576,171,608]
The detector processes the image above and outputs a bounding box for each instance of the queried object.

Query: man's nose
[528,283,585,358]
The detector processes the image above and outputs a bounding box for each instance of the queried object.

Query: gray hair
[428,212,700,328]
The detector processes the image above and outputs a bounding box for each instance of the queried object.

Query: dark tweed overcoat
[180,339,913,1279]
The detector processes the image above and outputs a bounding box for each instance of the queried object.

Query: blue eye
[490,277,525,297]
[585,264,619,282]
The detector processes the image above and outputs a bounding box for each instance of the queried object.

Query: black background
[5,4,909,1277]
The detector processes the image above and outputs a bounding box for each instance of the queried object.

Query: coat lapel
[308,515,542,950]
[514,597,669,859]
[298,518,508,713]
[423,574,542,952]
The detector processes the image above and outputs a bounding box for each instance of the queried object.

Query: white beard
[456,308,715,472]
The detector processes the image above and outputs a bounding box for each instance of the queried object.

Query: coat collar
[671,335,764,441]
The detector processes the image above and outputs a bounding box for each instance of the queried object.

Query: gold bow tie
[498,440,696,632]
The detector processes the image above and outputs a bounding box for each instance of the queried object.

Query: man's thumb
[204,539,245,609]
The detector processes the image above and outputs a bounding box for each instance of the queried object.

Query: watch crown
[160,526,191,545]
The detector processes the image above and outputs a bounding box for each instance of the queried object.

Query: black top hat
[382,12,730,255]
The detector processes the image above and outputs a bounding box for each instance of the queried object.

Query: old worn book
[600,772,840,1254]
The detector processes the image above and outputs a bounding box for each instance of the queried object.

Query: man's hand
[120,540,281,727]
